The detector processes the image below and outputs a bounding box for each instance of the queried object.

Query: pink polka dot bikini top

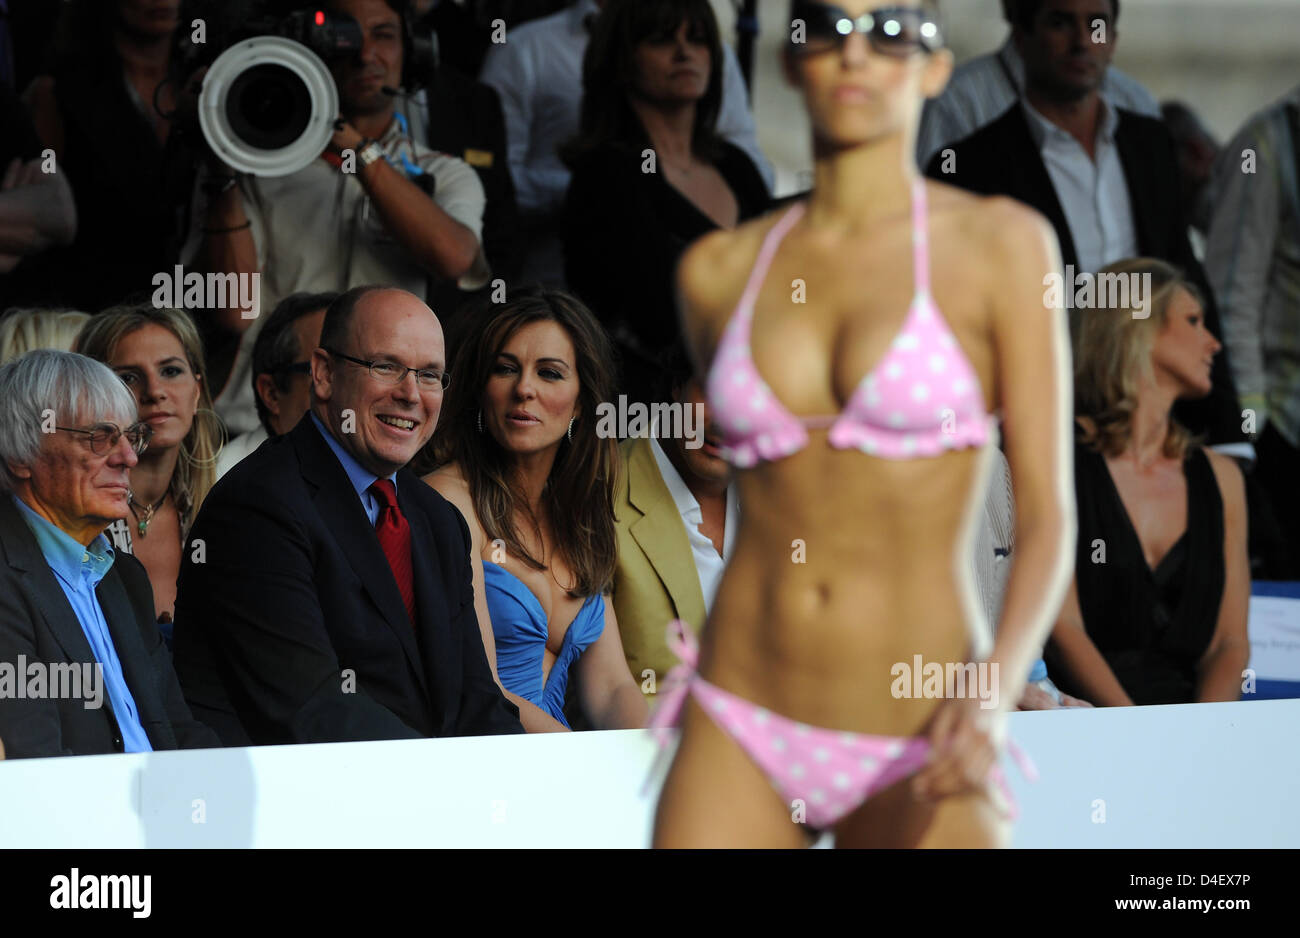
[705,177,996,466]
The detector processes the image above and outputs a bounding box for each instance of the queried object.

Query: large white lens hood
[199,36,338,178]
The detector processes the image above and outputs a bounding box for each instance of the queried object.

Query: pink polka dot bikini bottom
[648,620,1037,832]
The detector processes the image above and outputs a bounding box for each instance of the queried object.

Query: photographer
[188,0,489,438]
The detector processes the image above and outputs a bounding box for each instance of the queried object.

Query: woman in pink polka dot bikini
[650,0,1076,847]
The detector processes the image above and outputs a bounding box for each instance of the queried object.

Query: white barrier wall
[1,699,1297,848]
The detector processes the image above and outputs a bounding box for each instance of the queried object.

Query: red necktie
[369,479,415,624]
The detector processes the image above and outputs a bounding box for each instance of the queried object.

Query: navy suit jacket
[926,102,1247,447]
[172,416,523,745]
[0,496,220,758]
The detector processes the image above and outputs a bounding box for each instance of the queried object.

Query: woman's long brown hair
[425,289,619,598]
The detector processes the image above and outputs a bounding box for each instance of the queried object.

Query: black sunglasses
[790,2,943,58]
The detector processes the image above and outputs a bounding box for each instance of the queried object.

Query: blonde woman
[1048,258,1250,706]
[75,305,223,633]
[0,308,91,363]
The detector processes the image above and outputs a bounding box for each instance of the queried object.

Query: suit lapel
[0,498,98,665]
[1005,107,1079,269]
[626,439,707,627]
[400,471,449,720]
[0,498,150,742]
[291,420,428,696]
[1114,114,1158,256]
[97,567,173,744]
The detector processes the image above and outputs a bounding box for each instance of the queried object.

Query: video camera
[175,0,431,177]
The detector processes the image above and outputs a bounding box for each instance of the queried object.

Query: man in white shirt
[916,0,1158,168]
[479,0,772,287]
[1019,88,1137,276]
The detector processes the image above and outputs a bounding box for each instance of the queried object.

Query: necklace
[128,490,168,538]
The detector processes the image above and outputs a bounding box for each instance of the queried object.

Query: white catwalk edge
[0,699,1295,848]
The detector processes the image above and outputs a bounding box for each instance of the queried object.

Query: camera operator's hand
[175,65,239,176]
[173,65,206,121]
[326,118,367,158]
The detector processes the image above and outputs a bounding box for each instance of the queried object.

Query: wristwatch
[357,139,385,170]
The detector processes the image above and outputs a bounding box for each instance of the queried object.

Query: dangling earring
[477,409,484,433]
[177,407,227,470]
[567,416,575,442]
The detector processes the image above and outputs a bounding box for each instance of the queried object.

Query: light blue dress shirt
[309,412,399,524]
[12,496,153,753]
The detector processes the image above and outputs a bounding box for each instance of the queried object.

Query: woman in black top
[562,0,770,407]
[1048,258,1250,706]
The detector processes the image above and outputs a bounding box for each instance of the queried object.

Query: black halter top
[1065,426,1225,705]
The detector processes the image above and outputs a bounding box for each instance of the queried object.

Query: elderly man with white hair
[0,349,219,758]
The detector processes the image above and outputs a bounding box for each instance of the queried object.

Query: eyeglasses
[322,347,451,390]
[790,2,943,58]
[56,421,153,455]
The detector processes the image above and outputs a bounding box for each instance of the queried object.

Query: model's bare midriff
[701,443,994,737]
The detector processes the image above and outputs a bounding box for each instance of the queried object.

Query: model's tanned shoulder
[929,181,1057,263]
[675,208,790,366]
[924,182,1061,355]
[964,191,1060,302]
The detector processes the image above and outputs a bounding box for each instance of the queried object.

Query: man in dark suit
[173,285,523,745]
[0,350,219,758]
[926,0,1247,450]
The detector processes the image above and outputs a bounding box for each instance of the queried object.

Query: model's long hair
[426,288,619,598]
[75,305,224,532]
[561,0,725,168]
[1073,258,1202,460]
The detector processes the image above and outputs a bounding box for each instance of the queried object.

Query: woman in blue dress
[423,289,648,732]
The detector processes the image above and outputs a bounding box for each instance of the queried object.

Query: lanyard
[392,112,426,180]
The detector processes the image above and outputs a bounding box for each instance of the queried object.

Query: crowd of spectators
[0,0,1293,760]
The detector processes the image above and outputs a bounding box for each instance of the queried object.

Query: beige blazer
[612,437,708,696]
